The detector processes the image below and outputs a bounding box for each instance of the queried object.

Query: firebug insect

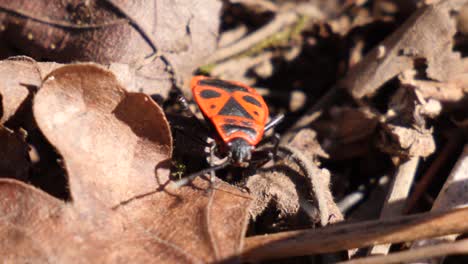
[174,75,284,186]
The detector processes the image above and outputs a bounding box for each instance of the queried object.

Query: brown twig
[405,131,464,213]
[338,238,468,264]
[238,207,468,262]
[368,156,420,255]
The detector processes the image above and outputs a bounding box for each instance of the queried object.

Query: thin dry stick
[409,144,468,264]
[338,238,468,264]
[337,187,365,213]
[368,156,420,255]
[207,12,298,64]
[239,207,468,262]
[405,132,464,213]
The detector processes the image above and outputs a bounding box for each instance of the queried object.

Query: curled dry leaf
[246,130,341,230]
[341,0,467,99]
[0,0,222,97]
[0,63,252,263]
[246,169,308,227]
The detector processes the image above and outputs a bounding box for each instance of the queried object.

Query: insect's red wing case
[191,76,269,146]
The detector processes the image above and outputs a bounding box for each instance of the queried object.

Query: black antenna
[264,114,284,132]
[172,160,230,188]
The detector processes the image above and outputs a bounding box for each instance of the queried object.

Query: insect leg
[172,160,230,188]
[208,141,217,183]
[176,93,210,132]
[271,132,280,161]
[176,94,195,117]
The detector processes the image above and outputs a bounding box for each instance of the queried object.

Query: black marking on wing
[199,78,248,92]
[224,118,238,124]
[241,120,254,127]
[221,124,257,139]
[243,95,262,107]
[200,89,221,99]
[218,97,253,119]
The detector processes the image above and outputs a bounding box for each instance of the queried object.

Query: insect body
[191,76,269,167]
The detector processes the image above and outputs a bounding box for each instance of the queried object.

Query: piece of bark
[378,124,435,158]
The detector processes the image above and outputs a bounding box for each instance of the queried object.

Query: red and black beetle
[175,76,283,186]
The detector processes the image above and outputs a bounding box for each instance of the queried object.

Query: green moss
[171,161,187,180]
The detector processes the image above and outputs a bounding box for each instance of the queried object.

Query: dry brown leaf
[0,126,30,180]
[34,63,172,209]
[116,180,252,262]
[0,64,251,263]
[0,0,222,98]
[341,0,468,99]
[0,178,251,263]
